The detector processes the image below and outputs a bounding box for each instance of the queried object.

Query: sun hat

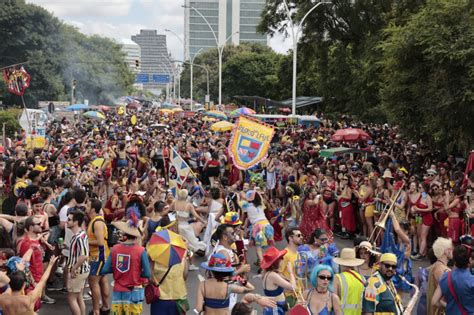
[260,247,288,270]
[112,219,142,238]
[356,241,381,256]
[382,169,393,179]
[333,248,365,267]
[221,212,242,226]
[33,165,47,172]
[398,167,408,175]
[380,253,397,265]
[200,252,235,273]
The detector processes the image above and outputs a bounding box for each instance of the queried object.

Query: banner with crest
[228,116,275,170]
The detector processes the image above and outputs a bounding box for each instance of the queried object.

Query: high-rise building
[119,39,141,73]
[131,30,173,89]
[184,0,267,60]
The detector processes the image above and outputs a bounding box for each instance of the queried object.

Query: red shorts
[422,213,434,226]
[448,217,463,243]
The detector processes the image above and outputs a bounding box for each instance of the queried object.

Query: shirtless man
[0,256,58,315]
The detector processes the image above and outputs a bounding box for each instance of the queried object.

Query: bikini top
[263,272,284,297]
[307,289,334,315]
[203,281,231,309]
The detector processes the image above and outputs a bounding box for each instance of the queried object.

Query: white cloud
[26,0,134,17]
[27,0,290,57]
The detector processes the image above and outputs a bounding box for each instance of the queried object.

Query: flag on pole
[168,147,193,197]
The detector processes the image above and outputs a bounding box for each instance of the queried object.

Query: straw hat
[356,241,381,256]
[260,247,287,270]
[382,169,393,179]
[220,212,242,226]
[112,221,142,238]
[333,248,364,267]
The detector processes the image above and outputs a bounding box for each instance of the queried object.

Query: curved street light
[183,4,239,107]
[282,0,332,116]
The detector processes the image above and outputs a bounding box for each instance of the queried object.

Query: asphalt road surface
[41,236,428,314]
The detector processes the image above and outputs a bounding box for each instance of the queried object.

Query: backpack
[91,217,118,248]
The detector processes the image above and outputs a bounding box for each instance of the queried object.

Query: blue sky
[26,0,292,59]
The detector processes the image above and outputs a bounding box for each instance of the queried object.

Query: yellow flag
[131,115,137,125]
[118,106,125,115]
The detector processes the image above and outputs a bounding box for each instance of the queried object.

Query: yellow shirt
[279,247,302,297]
[153,260,187,300]
[87,216,110,259]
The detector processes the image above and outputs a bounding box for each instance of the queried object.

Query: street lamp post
[172,59,209,107]
[189,48,204,111]
[183,5,238,107]
[282,0,331,116]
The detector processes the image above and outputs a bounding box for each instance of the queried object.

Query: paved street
[41,236,429,314]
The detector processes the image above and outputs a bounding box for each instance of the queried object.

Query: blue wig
[310,264,334,292]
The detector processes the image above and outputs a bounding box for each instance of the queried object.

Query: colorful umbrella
[147,229,187,267]
[230,107,256,117]
[210,121,234,132]
[159,109,174,114]
[66,103,89,111]
[83,111,105,120]
[202,116,217,122]
[204,110,227,120]
[330,128,371,142]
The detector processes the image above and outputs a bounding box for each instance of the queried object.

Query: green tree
[0,0,134,107]
[380,0,474,152]
[179,43,282,103]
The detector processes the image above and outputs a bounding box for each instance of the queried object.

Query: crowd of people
[0,105,471,315]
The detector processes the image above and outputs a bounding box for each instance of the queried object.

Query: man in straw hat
[100,214,151,315]
[333,248,366,315]
[362,253,403,315]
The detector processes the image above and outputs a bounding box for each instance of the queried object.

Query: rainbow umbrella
[204,110,227,120]
[147,229,187,267]
[230,107,256,117]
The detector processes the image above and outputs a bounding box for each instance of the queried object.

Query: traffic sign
[135,73,149,83]
[152,74,170,84]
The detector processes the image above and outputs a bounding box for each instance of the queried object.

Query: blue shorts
[263,301,287,315]
[89,260,105,276]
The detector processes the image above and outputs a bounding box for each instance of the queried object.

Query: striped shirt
[67,230,90,274]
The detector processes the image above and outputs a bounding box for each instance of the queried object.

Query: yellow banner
[228,116,274,170]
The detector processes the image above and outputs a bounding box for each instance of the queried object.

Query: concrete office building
[131,30,173,89]
[184,0,267,60]
[119,39,141,73]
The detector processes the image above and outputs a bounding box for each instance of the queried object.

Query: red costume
[110,243,147,292]
[300,199,331,241]
[338,197,356,233]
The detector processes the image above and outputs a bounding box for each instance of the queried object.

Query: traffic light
[72,79,77,88]
[135,60,140,69]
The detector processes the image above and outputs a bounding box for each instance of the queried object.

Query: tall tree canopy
[257,0,473,153]
[0,0,134,106]
[179,43,283,103]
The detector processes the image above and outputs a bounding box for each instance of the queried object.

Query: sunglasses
[318,238,329,243]
[318,275,332,281]
[383,263,397,270]
[293,233,303,238]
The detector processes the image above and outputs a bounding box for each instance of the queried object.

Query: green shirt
[362,272,402,315]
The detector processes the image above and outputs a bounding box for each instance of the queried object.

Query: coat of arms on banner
[229,116,274,170]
